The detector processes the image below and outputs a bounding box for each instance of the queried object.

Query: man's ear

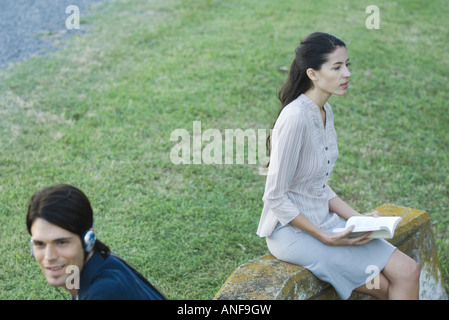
[306,68,318,81]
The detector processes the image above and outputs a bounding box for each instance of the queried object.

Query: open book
[332,216,402,239]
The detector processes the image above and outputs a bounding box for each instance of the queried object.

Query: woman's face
[312,46,351,96]
[31,218,85,295]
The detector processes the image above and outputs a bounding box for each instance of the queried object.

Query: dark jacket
[76,252,166,300]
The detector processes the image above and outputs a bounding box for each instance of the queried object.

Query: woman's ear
[306,68,318,81]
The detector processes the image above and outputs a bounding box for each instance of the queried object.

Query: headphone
[30,229,96,257]
[83,230,96,253]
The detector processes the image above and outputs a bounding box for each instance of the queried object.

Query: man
[27,184,166,300]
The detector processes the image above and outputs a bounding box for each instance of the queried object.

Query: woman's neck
[304,87,331,110]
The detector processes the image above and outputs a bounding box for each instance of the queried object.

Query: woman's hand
[321,212,380,246]
[321,225,373,246]
[289,213,375,247]
[364,210,380,217]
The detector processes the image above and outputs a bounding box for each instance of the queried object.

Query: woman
[27,184,166,300]
[257,32,420,300]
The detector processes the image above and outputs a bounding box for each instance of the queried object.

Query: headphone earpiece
[83,230,96,253]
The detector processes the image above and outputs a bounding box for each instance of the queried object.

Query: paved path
[0,0,110,70]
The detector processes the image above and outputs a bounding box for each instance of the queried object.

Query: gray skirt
[266,220,396,300]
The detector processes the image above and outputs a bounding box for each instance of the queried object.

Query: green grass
[1,0,448,299]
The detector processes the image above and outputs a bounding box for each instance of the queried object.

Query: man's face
[30,218,85,294]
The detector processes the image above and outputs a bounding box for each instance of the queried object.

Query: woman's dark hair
[266,32,346,162]
[26,184,110,257]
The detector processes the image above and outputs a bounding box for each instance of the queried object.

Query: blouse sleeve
[326,185,338,201]
[262,113,304,226]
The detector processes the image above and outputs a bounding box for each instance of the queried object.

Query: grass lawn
[0,0,448,299]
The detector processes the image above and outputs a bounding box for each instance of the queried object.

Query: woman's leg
[354,250,420,300]
[381,249,420,299]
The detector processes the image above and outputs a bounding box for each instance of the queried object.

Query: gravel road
[0,0,110,70]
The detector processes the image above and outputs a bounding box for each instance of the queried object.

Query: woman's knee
[385,250,420,285]
[406,258,420,283]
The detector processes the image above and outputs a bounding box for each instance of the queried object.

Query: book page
[332,216,402,239]
[346,216,402,232]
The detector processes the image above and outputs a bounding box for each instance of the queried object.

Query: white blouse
[257,94,341,237]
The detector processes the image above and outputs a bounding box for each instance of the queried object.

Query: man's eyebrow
[32,237,74,244]
[53,237,73,242]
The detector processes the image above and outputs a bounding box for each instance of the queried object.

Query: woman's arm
[329,196,379,219]
[289,207,373,246]
[263,114,307,226]
[328,196,363,220]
